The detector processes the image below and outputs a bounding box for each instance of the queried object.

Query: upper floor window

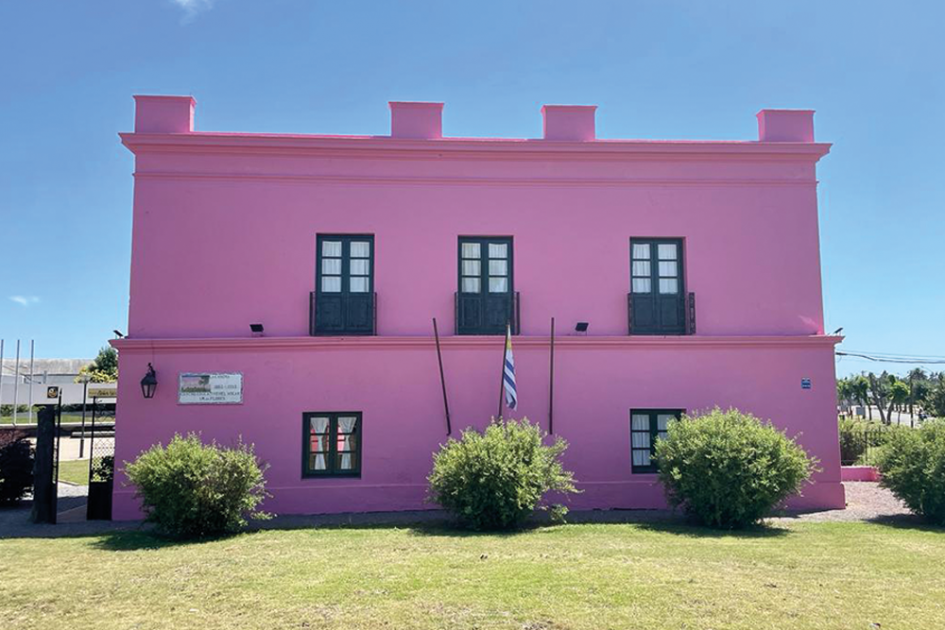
[629,238,686,335]
[303,412,362,477]
[630,409,682,473]
[455,237,518,335]
[312,235,375,335]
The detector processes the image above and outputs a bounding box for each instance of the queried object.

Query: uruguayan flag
[503,324,518,411]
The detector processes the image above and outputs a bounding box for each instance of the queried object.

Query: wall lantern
[140,363,158,399]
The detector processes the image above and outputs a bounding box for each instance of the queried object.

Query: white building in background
[1,359,93,385]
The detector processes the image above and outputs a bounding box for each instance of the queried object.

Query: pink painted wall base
[112,335,845,520]
[840,466,881,482]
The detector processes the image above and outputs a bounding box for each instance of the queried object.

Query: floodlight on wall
[250,323,264,337]
[140,363,157,399]
[575,322,589,334]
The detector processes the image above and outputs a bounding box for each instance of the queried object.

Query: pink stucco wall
[113,97,843,518]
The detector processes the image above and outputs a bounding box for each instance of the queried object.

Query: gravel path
[0,482,919,538]
[771,481,915,524]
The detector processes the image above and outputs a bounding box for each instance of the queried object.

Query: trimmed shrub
[655,408,815,529]
[125,433,270,538]
[428,418,578,530]
[0,431,34,505]
[875,420,945,525]
[838,418,901,466]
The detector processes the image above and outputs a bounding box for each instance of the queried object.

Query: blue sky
[1,0,942,376]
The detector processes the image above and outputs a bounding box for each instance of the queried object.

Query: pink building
[112,95,843,519]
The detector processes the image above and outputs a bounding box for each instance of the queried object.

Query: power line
[836,351,945,365]
[843,349,945,361]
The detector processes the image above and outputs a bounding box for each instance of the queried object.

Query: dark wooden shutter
[630,239,685,335]
[314,235,375,335]
[457,237,513,335]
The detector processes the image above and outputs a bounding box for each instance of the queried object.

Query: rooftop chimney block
[133,95,196,133]
[541,105,597,141]
[756,109,815,142]
[389,102,443,139]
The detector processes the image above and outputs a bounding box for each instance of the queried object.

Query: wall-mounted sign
[801,378,812,390]
[46,386,60,399]
[88,387,117,399]
[178,373,243,405]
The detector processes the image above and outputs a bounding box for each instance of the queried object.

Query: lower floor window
[303,412,362,477]
[630,409,683,473]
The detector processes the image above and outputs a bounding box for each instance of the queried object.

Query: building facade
[112,95,843,519]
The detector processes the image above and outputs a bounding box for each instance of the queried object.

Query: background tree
[923,378,945,418]
[907,368,928,416]
[75,346,118,383]
[866,371,903,425]
[850,375,871,420]
[890,379,910,423]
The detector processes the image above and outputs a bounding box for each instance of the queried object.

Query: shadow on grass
[865,513,945,532]
[90,528,249,551]
[632,520,791,539]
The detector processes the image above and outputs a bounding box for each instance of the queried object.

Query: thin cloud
[171,0,214,19]
[10,296,40,307]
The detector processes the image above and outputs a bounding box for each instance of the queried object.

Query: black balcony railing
[454,291,520,335]
[309,291,377,336]
[628,291,696,336]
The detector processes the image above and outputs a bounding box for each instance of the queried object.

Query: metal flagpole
[496,323,509,422]
[28,340,34,424]
[80,377,89,458]
[549,317,555,435]
[12,340,20,427]
[432,318,452,435]
[0,339,4,412]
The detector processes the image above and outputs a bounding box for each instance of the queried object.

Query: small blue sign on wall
[801,378,812,390]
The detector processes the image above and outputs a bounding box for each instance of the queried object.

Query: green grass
[56,459,90,485]
[1,520,944,629]
[0,413,115,425]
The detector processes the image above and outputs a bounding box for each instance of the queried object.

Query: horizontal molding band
[112,334,842,353]
[120,132,831,161]
[132,171,819,188]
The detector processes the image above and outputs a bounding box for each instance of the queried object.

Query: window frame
[629,238,686,335]
[630,408,684,474]
[301,411,363,478]
[313,234,376,336]
[455,236,516,335]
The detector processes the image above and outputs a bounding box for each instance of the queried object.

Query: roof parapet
[389,102,443,139]
[541,105,597,141]
[133,95,196,134]
[757,109,815,142]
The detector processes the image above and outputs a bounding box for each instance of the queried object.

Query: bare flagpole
[0,339,4,412]
[496,322,509,422]
[432,318,452,435]
[549,317,555,435]
[28,340,35,424]
[12,340,20,427]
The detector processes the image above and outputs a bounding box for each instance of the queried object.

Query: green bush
[427,418,578,530]
[0,431,34,505]
[838,418,901,465]
[655,408,815,529]
[125,434,270,538]
[875,420,945,525]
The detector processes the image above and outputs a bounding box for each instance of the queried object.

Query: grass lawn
[1,520,944,629]
[56,459,90,485]
[1,413,115,425]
